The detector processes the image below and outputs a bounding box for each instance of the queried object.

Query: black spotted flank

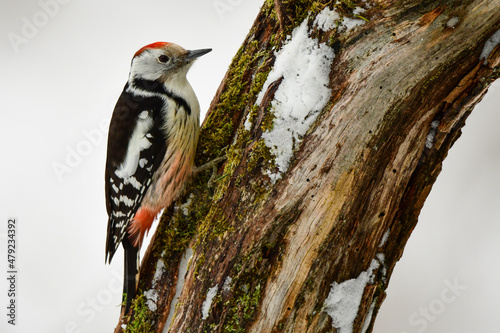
[133,78,191,115]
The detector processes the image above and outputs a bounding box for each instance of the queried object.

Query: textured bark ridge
[115,0,500,332]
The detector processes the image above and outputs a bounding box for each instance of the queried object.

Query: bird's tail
[122,237,139,313]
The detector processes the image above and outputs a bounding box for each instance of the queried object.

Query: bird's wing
[104,88,167,263]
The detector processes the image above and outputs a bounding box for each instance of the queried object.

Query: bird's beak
[185,48,212,61]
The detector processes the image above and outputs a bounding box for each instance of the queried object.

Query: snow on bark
[254,19,335,181]
[164,248,193,332]
[202,285,218,320]
[323,257,383,333]
[480,29,500,64]
[145,258,166,311]
[314,6,367,32]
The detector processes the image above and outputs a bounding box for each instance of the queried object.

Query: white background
[0,1,498,332]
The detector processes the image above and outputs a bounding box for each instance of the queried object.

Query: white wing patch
[112,211,126,217]
[128,176,143,190]
[120,195,134,207]
[116,112,153,179]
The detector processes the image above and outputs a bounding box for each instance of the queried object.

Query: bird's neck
[167,76,199,112]
[127,75,199,115]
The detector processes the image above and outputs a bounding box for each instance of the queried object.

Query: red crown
[134,42,170,57]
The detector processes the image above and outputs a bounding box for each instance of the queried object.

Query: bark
[116,0,500,332]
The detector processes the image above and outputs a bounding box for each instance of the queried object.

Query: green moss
[214,251,262,333]
[219,228,289,332]
[279,0,325,33]
[354,14,370,22]
[162,212,196,253]
[124,295,155,333]
[223,282,263,333]
[211,145,244,203]
[338,0,358,9]
[243,138,276,203]
[260,104,276,133]
[197,39,269,163]
[243,66,274,131]
[190,10,284,252]
[194,253,206,278]
[246,139,274,173]
[197,206,233,245]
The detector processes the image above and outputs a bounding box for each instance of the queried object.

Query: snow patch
[376,253,387,281]
[341,17,366,31]
[378,229,390,247]
[480,29,500,64]
[257,19,335,181]
[446,16,459,29]
[222,276,232,292]
[244,114,252,131]
[144,258,166,312]
[202,285,219,320]
[144,289,158,312]
[376,252,385,262]
[314,7,367,32]
[179,194,194,216]
[360,0,372,8]
[153,259,165,287]
[164,248,194,331]
[353,7,366,15]
[323,258,381,333]
[314,8,340,31]
[425,120,440,149]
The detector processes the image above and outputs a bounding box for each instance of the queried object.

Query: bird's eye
[158,55,169,63]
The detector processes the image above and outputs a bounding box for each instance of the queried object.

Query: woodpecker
[104,42,211,312]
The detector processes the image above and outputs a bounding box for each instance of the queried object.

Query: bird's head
[128,42,211,83]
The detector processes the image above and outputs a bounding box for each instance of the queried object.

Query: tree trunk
[116,0,500,332]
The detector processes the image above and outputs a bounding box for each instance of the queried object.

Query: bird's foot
[193,150,227,188]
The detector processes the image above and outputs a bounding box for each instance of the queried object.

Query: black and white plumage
[104,42,210,312]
